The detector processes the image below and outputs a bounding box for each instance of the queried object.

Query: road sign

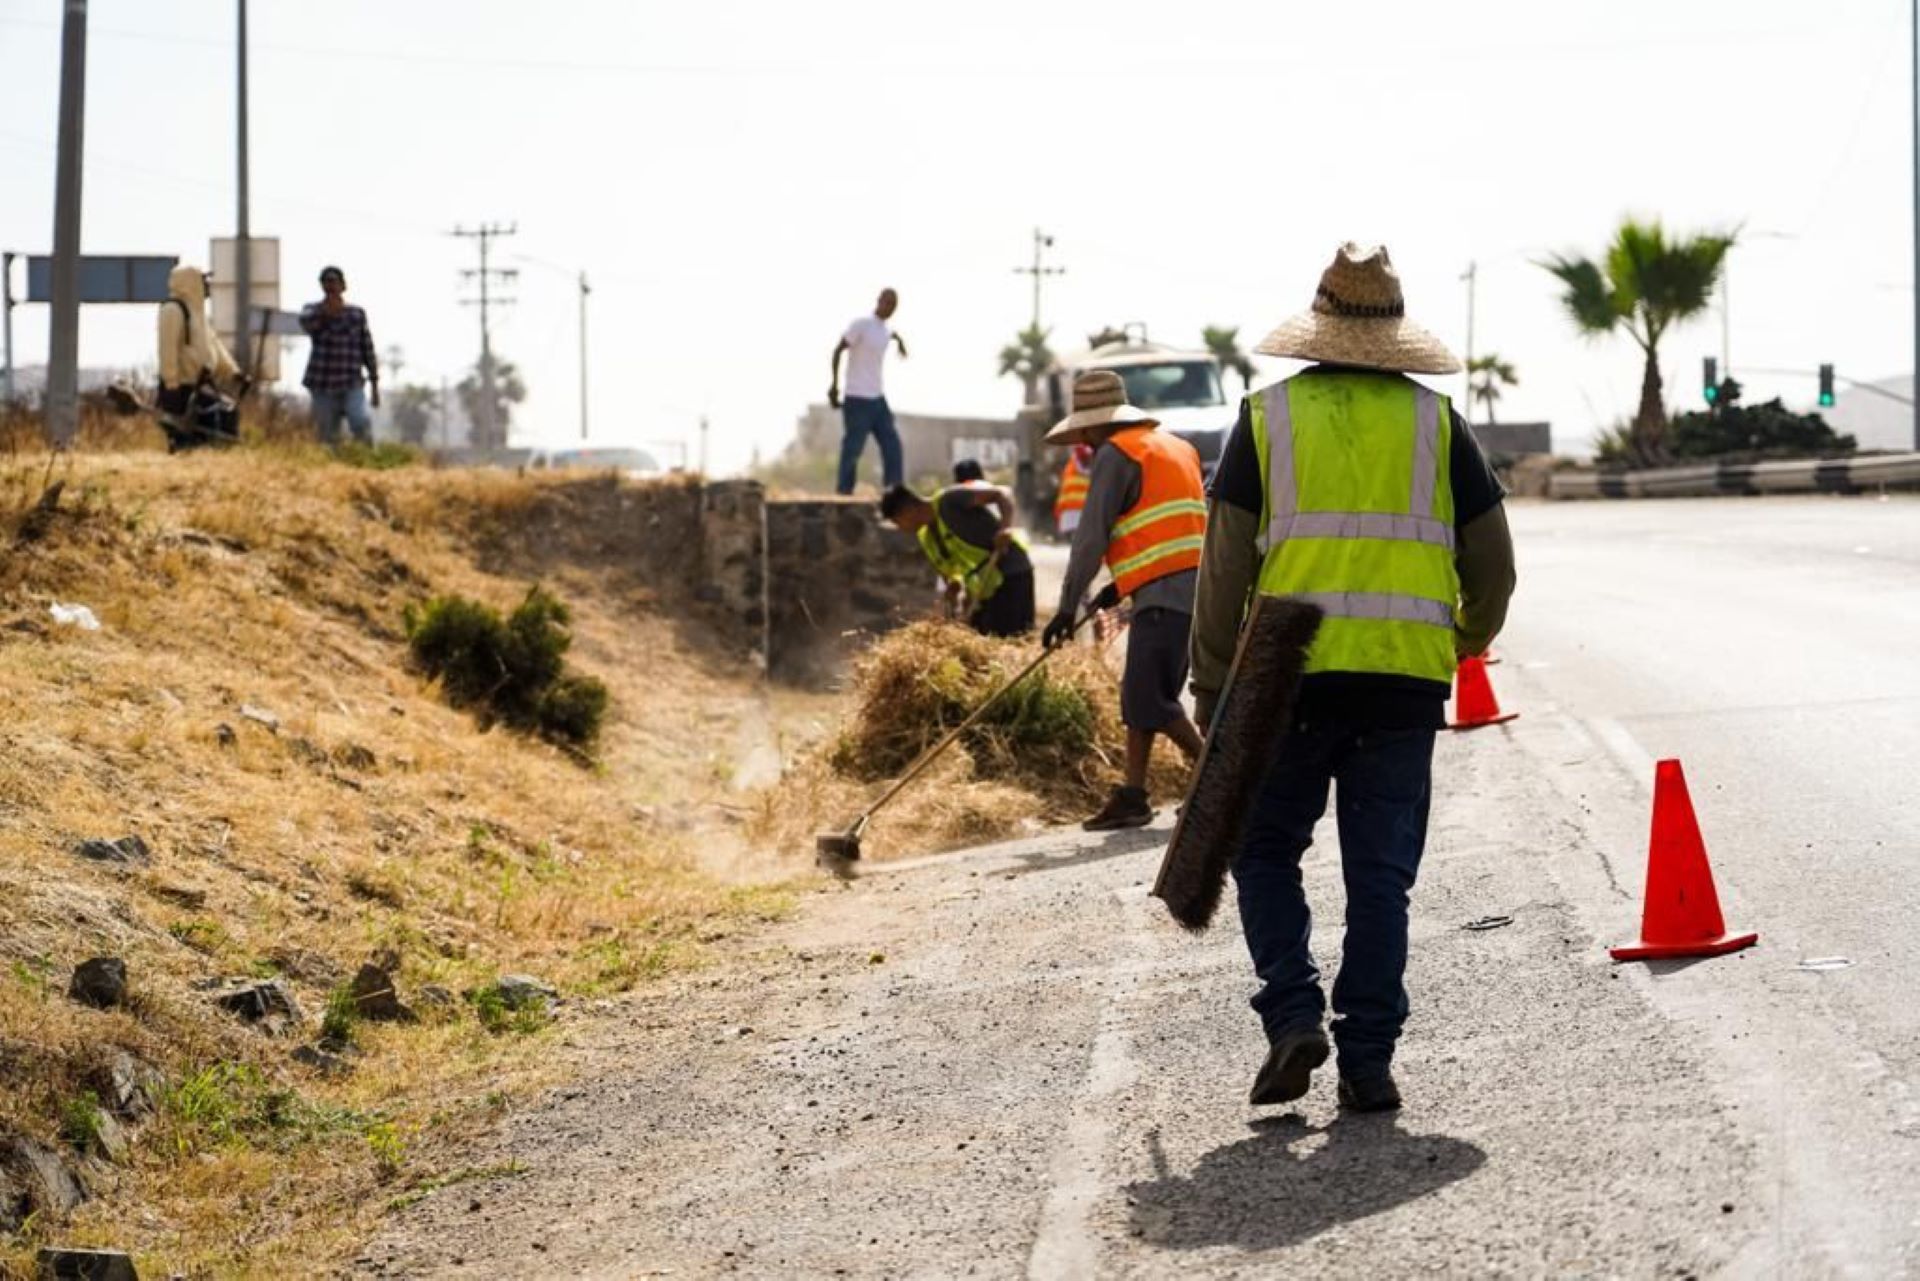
[25,255,176,303]
[211,237,280,380]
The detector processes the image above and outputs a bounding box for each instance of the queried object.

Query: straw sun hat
[1255,243,1460,375]
[1045,369,1158,446]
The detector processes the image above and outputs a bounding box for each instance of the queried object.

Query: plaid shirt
[299,301,377,391]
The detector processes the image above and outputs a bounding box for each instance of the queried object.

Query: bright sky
[1,0,1914,472]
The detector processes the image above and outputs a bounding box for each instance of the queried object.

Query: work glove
[1089,583,1121,613]
[1041,612,1076,651]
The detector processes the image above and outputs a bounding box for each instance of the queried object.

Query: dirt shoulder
[362,726,1758,1278]
[0,451,798,1275]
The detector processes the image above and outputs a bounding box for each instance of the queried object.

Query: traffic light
[1818,363,1836,408]
[1703,357,1719,405]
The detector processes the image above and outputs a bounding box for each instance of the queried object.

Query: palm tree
[1202,326,1256,393]
[1542,218,1734,462]
[996,324,1055,407]
[1466,353,1518,425]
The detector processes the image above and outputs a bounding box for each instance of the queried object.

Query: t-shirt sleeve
[1207,398,1262,516]
[1449,411,1506,529]
[842,318,864,346]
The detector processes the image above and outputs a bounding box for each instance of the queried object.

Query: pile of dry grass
[749,621,1188,861]
[0,447,795,1274]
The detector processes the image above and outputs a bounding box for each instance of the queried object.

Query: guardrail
[1550,452,1920,499]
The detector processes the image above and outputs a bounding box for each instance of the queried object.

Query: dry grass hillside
[0,447,799,1276]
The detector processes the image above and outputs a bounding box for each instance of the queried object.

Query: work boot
[1249,1027,1330,1106]
[1082,786,1152,832]
[1336,1072,1402,1113]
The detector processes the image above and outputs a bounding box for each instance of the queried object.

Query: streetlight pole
[578,270,590,441]
[1460,260,1477,425]
[234,0,251,376]
[45,0,88,448]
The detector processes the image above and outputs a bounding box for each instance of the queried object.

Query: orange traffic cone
[1610,759,1759,962]
[1447,655,1518,730]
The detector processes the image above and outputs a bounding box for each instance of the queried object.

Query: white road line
[1586,715,1657,785]
[1026,886,1154,1281]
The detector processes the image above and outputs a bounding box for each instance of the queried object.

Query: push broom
[1151,595,1323,930]
[815,608,1096,865]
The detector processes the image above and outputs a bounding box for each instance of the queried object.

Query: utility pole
[45,0,88,447]
[1011,227,1064,330]
[1912,0,1919,448]
[578,270,590,442]
[1460,260,1477,425]
[450,223,517,449]
[2,252,15,403]
[699,415,710,477]
[233,0,251,374]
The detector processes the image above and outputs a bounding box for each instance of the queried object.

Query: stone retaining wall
[762,497,928,685]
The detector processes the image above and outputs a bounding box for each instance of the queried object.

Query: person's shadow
[1125,1113,1486,1252]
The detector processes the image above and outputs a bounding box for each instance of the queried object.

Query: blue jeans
[310,385,373,445]
[1231,723,1436,1079]
[837,396,903,494]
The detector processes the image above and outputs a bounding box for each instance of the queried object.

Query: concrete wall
[762,496,929,685]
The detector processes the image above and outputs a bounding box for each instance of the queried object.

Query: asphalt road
[362,495,1920,1279]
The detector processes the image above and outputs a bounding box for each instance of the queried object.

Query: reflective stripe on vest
[1101,428,1207,597]
[1054,457,1090,518]
[1250,373,1460,683]
[917,488,1026,603]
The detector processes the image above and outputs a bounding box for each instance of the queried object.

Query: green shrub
[470,982,547,1036]
[60,1092,106,1155]
[404,586,609,748]
[321,985,358,1049]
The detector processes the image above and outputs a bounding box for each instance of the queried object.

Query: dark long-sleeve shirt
[299,302,378,392]
[1054,441,1196,620]
[1191,371,1516,729]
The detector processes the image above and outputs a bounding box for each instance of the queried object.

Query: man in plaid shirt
[299,265,380,444]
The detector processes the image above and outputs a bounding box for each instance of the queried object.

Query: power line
[451,222,517,449]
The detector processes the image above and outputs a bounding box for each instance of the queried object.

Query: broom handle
[859,611,1093,825]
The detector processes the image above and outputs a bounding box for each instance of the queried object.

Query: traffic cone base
[1609,930,1758,963]
[1448,655,1518,731]
[1611,758,1759,963]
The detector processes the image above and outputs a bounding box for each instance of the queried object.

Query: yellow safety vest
[1250,372,1459,683]
[917,488,1028,604]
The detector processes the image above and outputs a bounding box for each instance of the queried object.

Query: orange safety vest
[1053,452,1091,525]
[1102,427,1207,597]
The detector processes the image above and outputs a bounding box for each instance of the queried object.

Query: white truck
[1042,327,1237,476]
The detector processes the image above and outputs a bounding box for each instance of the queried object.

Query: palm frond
[1540,254,1623,336]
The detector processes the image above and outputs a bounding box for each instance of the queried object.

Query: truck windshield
[1114,361,1225,410]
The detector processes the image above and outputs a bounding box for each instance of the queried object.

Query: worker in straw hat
[1192,243,1515,1113]
[1041,369,1209,831]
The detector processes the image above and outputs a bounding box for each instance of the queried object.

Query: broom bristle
[1152,597,1322,931]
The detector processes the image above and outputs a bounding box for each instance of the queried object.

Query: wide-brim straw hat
[1255,242,1461,375]
[1045,369,1159,446]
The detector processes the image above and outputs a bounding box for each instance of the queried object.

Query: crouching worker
[156,264,244,451]
[1041,370,1207,830]
[880,482,1036,638]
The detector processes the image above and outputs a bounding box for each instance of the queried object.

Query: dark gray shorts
[1121,606,1193,731]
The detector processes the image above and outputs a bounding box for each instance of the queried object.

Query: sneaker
[1082,786,1153,832]
[1249,1027,1330,1106]
[1336,1072,1402,1113]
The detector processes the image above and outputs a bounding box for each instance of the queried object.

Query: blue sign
[25,255,178,304]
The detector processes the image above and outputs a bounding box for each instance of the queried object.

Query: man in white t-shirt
[828,288,908,494]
